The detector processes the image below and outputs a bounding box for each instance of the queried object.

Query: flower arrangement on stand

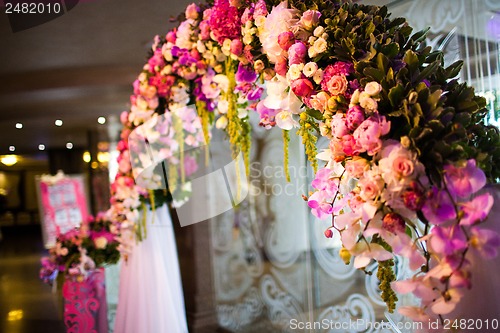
[109,0,500,327]
[40,213,120,333]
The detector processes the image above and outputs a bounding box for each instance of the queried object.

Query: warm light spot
[55,119,63,126]
[91,161,99,169]
[15,123,23,129]
[83,151,91,163]
[97,152,110,163]
[7,309,23,321]
[9,146,15,152]
[97,116,106,124]
[1,155,18,166]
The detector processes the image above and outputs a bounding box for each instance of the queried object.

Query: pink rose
[393,156,414,177]
[254,0,268,17]
[291,78,314,97]
[120,111,129,125]
[241,8,253,25]
[326,75,348,96]
[166,30,176,43]
[199,20,210,40]
[288,42,307,65]
[230,39,243,56]
[299,10,321,30]
[185,3,199,20]
[345,157,369,178]
[274,56,288,76]
[278,31,295,51]
[309,92,329,112]
[345,105,365,130]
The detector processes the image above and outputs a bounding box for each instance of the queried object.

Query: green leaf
[377,52,389,72]
[363,67,385,81]
[410,27,430,44]
[445,60,463,79]
[457,100,479,113]
[403,50,419,72]
[415,61,440,82]
[307,108,324,120]
[388,84,405,107]
[381,43,400,58]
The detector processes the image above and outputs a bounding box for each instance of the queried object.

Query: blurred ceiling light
[66,142,73,149]
[7,309,23,321]
[97,151,110,163]
[83,151,91,163]
[38,144,45,151]
[98,116,106,124]
[1,155,18,166]
[55,119,63,126]
[15,123,23,129]
[9,146,15,152]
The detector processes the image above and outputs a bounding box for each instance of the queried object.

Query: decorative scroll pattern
[62,268,108,333]
[317,294,376,332]
[217,287,265,331]
[260,275,307,333]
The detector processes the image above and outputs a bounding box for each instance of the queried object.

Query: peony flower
[345,105,365,131]
[274,56,288,76]
[352,113,390,156]
[185,3,199,19]
[209,0,241,44]
[326,75,348,96]
[277,31,295,51]
[444,159,487,198]
[330,113,349,138]
[291,78,314,97]
[230,39,243,56]
[259,2,299,63]
[298,10,321,30]
[288,42,307,65]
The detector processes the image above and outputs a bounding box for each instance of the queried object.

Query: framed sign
[36,172,89,248]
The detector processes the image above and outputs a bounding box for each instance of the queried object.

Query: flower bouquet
[108,0,500,325]
[40,213,120,333]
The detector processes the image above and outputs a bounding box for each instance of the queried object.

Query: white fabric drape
[114,204,188,333]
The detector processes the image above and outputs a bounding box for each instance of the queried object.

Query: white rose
[216,116,228,129]
[313,37,327,55]
[303,62,318,77]
[313,26,324,37]
[94,237,108,250]
[217,100,229,114]
[313,68,324,84]
[359,92,378,112]
[364,81,382,97]
[350,89,361,106]
[287,64,304,81]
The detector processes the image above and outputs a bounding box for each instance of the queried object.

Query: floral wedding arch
[108,0,500,324]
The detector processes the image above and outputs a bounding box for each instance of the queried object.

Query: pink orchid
[351,242,393,268]
[384,232,426,270]
[421,187,457,225]
[429,225,467,256]
[308,191,333,220]
[459,192,494,225]
[444,159,486,198]
[311,168,339,197]
[469,227,500,259]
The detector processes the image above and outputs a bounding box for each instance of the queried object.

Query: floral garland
[109,0,500,324]
[40,213,120,284]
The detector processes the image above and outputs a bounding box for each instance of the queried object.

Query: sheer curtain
[114,204,188,333]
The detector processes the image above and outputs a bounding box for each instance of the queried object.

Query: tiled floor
[0,225,65,333]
